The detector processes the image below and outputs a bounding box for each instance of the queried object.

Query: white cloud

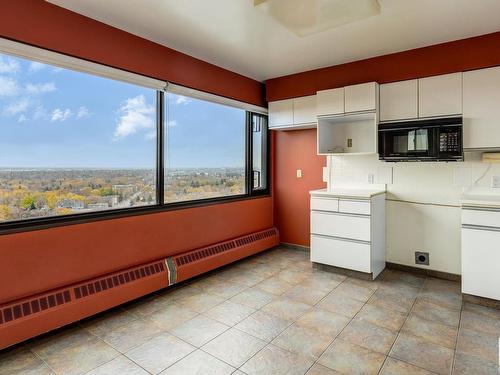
[76,106,90,119]
[0,76,19,97]
[175,95,191,105]
[29,61,47,72]
[0,56,20,74]
[5,98,29,115]
[18,114,28,123]
[114,95,155,140]
[26,82,56,95]
[51,108,72,122]
[167,120,177,127]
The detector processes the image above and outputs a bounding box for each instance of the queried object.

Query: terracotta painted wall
[0,1,271,304]
[273,130,325,247]
[268,31,500,247]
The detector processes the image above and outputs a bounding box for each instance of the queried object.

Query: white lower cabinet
[462,207,500,300]
[311,211,370,242]
[311,235,371,273]
[310,192,386,279]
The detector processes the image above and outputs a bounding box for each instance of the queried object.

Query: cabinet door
[268,99,293,128]
[380,80,418,122]
[418,73,462,118]
[293,95,316,125]
[311,235,371,273]
[463,66,500,149]
[345,82,378,113]
[317,88,344,116]
[311,211,370,242]
[462,227,500,300]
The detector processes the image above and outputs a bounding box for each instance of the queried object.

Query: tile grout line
[28,346,58,375]
[450,299,465,374]
[375,276,434,375]
[227,261,337,373]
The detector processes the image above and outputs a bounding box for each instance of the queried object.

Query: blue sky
[0,53,245,169]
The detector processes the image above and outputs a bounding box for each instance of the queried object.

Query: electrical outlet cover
[492,175,500,188]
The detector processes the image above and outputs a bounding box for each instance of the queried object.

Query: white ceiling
[48,0,500,81]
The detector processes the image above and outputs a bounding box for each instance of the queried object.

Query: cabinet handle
[462,224,500,232]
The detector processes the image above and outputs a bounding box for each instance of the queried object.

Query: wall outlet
[296,169,302,178]
[492,175,500,188]
[415,251,429,266]
[322,167,329,183]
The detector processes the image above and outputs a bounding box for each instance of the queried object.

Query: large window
[165,93,247,203]
[0,46,268,229]
[0,53,157,223]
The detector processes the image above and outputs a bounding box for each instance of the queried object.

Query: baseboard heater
[0,227,279,349]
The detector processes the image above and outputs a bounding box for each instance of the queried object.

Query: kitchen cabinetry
[379,80,418,122]
[418,73,462,118]
[317,82,378,117]
[463,66,500,149]
[317,88,344,116]
[293,95,316,125]
[310,190,386,279]
[268,95,316,130]
[268,99,293,128]
[345,82,378,113]
[380,73,462,122]
[462,203,500,300]
[317,112,377,155]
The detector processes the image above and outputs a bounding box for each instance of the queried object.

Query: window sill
[0,193,271,235]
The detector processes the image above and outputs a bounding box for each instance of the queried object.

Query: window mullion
[156,91,165,205]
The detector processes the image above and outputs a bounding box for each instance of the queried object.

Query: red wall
[0,1,265,107]
[0,1,271,304]
[268,31,500,246]
[273,130,325,247]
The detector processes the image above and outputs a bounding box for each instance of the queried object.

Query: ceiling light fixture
[255,0,381,37]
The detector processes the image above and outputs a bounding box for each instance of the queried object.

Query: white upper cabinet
[463,66,500,149]
[380,80,418,122]
[268,95,316,130]
[268,99,293,128]
[317,87,344,116]
[344,82,378,113]
[418,72,462,118]
[293,95,316,125]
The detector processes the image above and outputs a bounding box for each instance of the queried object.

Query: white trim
[0,37,167,91]
[168,83,268,114]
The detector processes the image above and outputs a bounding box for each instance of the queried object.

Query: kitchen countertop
[461,194,500,209]
[310,187,386,199]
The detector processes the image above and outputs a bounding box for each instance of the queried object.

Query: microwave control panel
[439,131,460,153]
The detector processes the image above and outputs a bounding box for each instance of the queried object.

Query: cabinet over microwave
[378,117,463,162]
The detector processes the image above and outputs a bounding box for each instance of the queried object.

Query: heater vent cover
[174,228,278,267]
[0,290,71,326]
[73,261,165,300]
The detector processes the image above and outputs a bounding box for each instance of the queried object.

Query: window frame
[0,64,269,234]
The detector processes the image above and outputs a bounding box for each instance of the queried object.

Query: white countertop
[461,194,500,209]
[310,187,386,199]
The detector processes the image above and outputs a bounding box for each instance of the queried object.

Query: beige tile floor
[1,246,499,375]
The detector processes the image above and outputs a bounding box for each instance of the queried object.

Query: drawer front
[311,211,371,242]
[311,235,371,273]
[339,199,371,215]
[311,197,339,212]
[462,208,500,228]
[462,227,500,300]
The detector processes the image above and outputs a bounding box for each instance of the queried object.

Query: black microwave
[378,117,463,162]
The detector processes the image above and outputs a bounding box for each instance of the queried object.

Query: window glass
[0,53,157,222]
[164,93,246,203]
[252,113,268,191]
